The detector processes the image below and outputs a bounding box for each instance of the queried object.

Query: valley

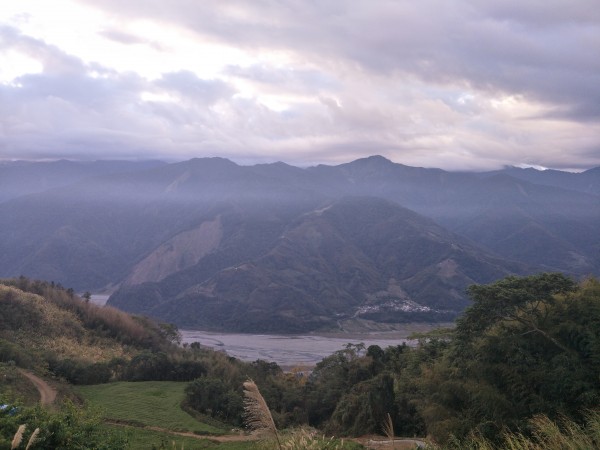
[179,327,425,367]
[4,3,599,448]
[3,156,598,333]
[2,271,600,449]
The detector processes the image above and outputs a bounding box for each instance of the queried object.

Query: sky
[1,1,599,171]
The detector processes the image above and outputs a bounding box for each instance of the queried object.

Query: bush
[0,399,127,449]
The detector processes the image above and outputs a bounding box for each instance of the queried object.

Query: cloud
[99,28,166,53]
[157,71,233,104]
[0,25,85,75]
[1,2,600,170]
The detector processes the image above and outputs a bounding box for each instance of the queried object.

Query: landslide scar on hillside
[124,216,223,286]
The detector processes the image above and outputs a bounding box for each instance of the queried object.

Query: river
[92,294,433,367]
[179,329,415,367]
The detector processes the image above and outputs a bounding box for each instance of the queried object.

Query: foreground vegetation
[433,410,600,449]
[2,273,600,448]
[307,273,600,445]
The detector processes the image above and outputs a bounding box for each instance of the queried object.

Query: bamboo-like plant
[243,379,282,450]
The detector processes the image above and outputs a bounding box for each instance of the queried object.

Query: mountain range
[1,156,598,332]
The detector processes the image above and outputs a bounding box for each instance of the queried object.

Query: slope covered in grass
[0,277,174,375]
[76,381,225,434]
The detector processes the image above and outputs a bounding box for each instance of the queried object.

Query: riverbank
[180,321,451,367]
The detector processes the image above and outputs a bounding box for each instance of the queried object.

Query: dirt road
[106,421,260,443]
[353,436,428,449]
[18,369,57,406]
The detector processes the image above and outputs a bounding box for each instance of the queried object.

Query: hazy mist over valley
[1,156,598,333]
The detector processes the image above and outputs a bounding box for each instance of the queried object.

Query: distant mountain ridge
[0,159,165,203]
[0,156,598,332]
[480,165,600,196]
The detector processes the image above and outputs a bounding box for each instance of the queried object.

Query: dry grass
[382,413,395,450]
[11,425,25,449]
[242,379,281,449]
[25,428,39,450]
[281,428,345,449]
[10,425,39,450]
[436,411,600,449]
[1,284,138,364]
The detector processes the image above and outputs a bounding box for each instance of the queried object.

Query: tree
[0,400,127,449]
[185,377,243,424]
[418,274,600,443]
[328,373,396,436]
[456,273,577,349]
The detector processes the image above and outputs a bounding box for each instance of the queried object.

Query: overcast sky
[1,1,599,171]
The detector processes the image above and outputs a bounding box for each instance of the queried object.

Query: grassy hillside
[0,277,271,449]
[76,381,224,434]
[0,277,173,374]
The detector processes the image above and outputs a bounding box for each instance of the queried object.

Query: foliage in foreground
[243,380,359,450]
[252,428,359,450]
[416,274,600,443]
[0,399,127,450]
[3,273,600,447]
[433,410,600,449]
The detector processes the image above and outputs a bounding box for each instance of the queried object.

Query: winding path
[18,369,57,406]
[106,421,260,443]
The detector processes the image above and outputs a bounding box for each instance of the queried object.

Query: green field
[76,381,225,435]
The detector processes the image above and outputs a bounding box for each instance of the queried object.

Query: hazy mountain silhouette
[0,156,598,331]
[0,159,164,203]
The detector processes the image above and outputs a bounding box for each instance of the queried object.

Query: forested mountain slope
[111,197,529,332]
[0,156,598,331]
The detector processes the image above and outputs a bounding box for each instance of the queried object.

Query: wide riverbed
[180,329,414,367]
[93,294,438,367]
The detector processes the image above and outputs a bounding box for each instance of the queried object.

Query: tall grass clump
[382,412,396,450]
[439,411,600,450]
[10,425,39,450]
[243,380,355,450]
[243,379,282,449]
[280,428,345,449]
[10,425,25,449]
